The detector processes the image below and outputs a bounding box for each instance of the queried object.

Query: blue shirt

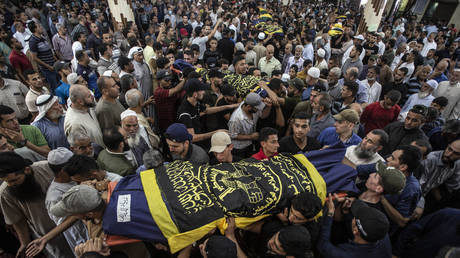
[76,64,101,99]
[317,127,362,148]
[338,78,368,104]
[31,116,70,149]
[55,81,70,105]
[317,216,392,258]
[385,175,421,233]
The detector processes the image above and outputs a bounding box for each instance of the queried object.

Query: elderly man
[129,46,155,119]
[0,105,50,157]
[64,84,104,147]
[125,89,159,147]
[402,79,437,113]
[285,45,305,74]
[258,44,281,78]
[97,127,136,176]
[68,131,97,158]
[433,69,460,120]
[346,129,387,167]
[95,76,125,132]
[120,110,156,166]
[0,152,74,257]
[165,123,209,165]
[31,95,69,149]
[307,93,335,139]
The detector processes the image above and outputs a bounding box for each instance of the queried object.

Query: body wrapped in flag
[103,154,326,253]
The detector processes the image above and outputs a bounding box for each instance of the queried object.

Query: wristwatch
[18,139,27,147]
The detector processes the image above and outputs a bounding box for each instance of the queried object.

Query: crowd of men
[0,0,460,257]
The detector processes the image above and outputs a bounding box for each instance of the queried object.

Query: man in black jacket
[380,105,428,157]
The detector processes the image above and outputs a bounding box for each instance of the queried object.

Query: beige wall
[107,0,135,23]
[449,3,460,29]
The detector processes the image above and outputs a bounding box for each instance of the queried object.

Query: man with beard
[380,67,409,106]
[0,152,74,257]
[278,112,321,154]
[165,123,209,165]
[102,30,121,63]
[406,65,432,100]
[419,140,460,213]
[64,84,105,148]
[31,95,69,149]
[97,127,136,176]
[129,47,155,120]
[202,68,225,107]
[211,84,238,131]
[284,45,304,74]
[120,110,156,166]
[402,79,437,113]
[68,131,100,158]
[178,78,238,146]
[95,76,125,133]
[327,67,342,101]
[381,105,428,157]
[307,93,335,139]
[345,129,387,167]
[433,69,460,120]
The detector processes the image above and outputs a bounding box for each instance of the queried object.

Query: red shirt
[361,101,401,134]
[9,49,33,72]
[251,148,278,161]
[153,87,180,131]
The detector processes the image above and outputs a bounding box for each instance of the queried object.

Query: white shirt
[377,41,385,56]
[421,37,437,57]
[191,36,209,60]
[302,43,314,62]
[361,79,382,104]
[13,30,32,54]
[391,52,404,71]
[342,44,365,65]
[228,103,264,149]
[400,62,415,83]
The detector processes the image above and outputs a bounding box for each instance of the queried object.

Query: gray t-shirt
[45,180,89,254]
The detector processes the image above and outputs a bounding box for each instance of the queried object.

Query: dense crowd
[0,0,459,257]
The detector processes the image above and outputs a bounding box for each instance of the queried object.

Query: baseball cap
[354,34,365,41]
[185,78,208,94]
[312,84,327,93]
[289,78,305,91]
[281,73,290,82]
[333,109,359,124]
[128,46,143,59]
[221,84,236,96]
[244,92,265,110]
[156,69,172,80]
[209,132,231,153]
[258,32,265,40]
[205,235,237,258]
[208,68,224,78]
[0,152,32,175]
[410,104,428,116]
[48,147,74,166]
[50,184,102,218]
[376,160,406,195]
[53,60,69,71]
[425,79,438,89]
[307,67,320,79]
[351,200,389,242]
[67,73,82,85]
[317,48,325,58]
[207,57,218,68]
[165,123,193,142]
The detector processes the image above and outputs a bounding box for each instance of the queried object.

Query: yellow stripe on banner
[140,170,179,240]
[293,154,327,219]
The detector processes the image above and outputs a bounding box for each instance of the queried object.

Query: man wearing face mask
[64,85,105,148]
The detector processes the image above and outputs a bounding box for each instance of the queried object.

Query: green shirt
[97,149,135,177]
[283,95,301,120]
[12,125,48,148]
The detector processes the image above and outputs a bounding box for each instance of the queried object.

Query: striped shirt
[29,35,54,68]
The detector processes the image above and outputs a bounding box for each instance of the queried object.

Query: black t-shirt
[217,38,235,63]
[177,99,206,134]
[206,97,234,132]
[278,135,321,154]
[177,22,193,38]
[87,33,103,60]
[362,43,379,64]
